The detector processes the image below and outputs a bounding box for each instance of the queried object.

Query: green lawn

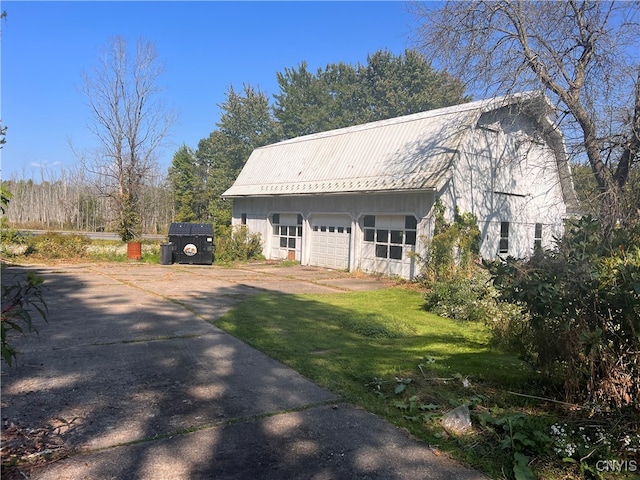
[216,288,527,393]
[216,286,640,480]
[215,287,542,477]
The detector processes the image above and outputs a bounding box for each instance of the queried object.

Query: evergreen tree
[172,50,469,226]
[273,49,469,138]
[194,85,278,226]
[167,145,206,222]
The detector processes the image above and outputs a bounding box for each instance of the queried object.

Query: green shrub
[423,269,493,322]
[1,220,29,245]
[419,204,510,325]
[418,201,480,283]
[24,232,92,259]
[0,220,33,257]
[485,216,640,410]
[484,301,533,357]
[214,225,263,263]
[1,271,48,366]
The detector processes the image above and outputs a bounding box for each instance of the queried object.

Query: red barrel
[127,241,142,260]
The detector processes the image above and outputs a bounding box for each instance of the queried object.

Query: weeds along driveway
[1,262,487,480]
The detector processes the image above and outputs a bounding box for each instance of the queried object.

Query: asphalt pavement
[1,262,488,480]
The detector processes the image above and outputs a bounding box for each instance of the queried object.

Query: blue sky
[1,1,420,180]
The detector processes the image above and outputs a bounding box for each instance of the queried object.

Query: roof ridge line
[260,91,539,149]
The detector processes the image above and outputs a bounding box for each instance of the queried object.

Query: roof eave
[222,187,438,199]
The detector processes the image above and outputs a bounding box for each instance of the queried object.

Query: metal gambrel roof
[223,92,550,198]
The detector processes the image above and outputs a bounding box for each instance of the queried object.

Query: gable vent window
[364,215,417,260]
[534,223,542,250]
[499,221,509,254]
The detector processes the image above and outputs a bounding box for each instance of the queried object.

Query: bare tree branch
[77,36,175,241]
[412,0,640,229]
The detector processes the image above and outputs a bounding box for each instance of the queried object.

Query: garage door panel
[310,215,351,270]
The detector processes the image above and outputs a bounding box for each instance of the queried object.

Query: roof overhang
[223,186,439,199]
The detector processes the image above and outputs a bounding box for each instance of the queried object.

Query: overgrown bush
[214,225,263,263]
[418,202,496,322]
[0,219,32,257]
[485,216,640,410]
[424,269,492,322]
[23,232,92,259]
[1,271,48,366]
[484,300,533,356]
[418,201,480,283]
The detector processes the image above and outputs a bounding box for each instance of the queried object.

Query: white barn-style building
[223,92,580,280]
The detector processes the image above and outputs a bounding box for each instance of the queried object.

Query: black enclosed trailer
[168,223,214,265]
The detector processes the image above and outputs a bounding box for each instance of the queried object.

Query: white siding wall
[231,191,435,279]
[442,112,567,259]
[230,109,572,274]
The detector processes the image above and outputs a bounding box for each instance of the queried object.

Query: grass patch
[87,240,160,263]
[215,288,639,479]
[1,234,162,263]
[216,288,531,476]
[216,288,525,391]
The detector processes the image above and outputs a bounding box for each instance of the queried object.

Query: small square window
[280,237,288,248]
[347,227,352,234]
[405,231,416,245]
[289,226,296,236]
[280,226,288,236]
[364,215,375,227]
[390,230,403,244]
[321,226,326,232]
[272,213,280,224]
[405,216,417,229]
[337,227,344,233]
[364,229,375,242]
[376,229,388,242]
[288,238,296,249]
[375,244,388,258]
[329,226,335,232]
[313,226,318,232]
[389,245,403,260]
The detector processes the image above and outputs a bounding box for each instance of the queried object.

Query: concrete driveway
[1,262,487,480]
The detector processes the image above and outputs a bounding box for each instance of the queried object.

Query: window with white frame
[272,213,302,249]
[499,221,509,254]
[534,222,542,250]
[363,215,417,260]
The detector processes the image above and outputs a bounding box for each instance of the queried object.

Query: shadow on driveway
[1,263,487,479]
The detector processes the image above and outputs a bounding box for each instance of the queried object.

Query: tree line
[3,1,638,235]
[2,171,173,234]
[168,49,469,227]
[3,49,467,234]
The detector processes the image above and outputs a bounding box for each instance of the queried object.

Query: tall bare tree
[412,1,640,231]
[78,36,174,241]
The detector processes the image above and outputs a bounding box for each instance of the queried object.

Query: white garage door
[310,215,351,270]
